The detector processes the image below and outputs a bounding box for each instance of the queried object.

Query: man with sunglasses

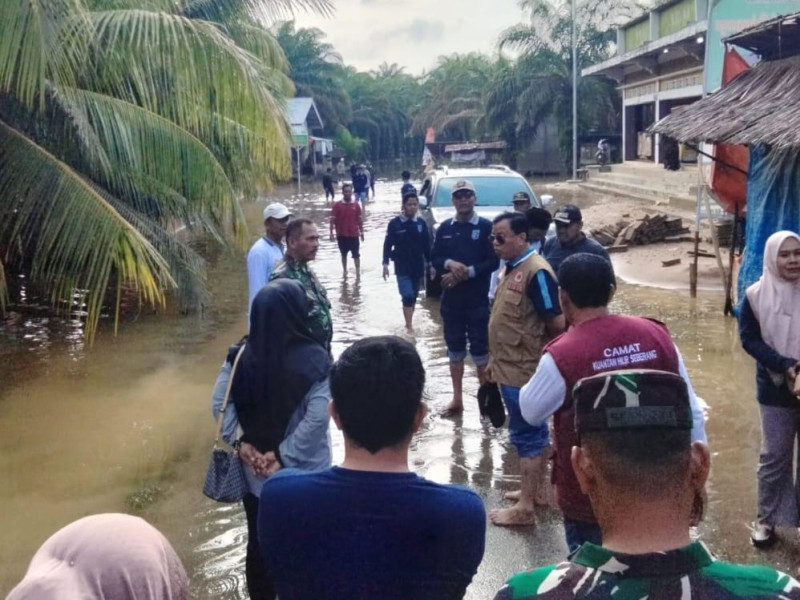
[247,202,292,318]
[487,212,565,526]
[431,179,499,415]
[542,204,610,276]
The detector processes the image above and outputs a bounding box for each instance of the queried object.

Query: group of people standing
[8,175,800,600]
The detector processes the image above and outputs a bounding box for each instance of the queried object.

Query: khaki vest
[488,252,555,387]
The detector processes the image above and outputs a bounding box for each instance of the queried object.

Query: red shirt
[331,201,362,237]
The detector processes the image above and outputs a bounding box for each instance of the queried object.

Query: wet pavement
[1,178,798,598]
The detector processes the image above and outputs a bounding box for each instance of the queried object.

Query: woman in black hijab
[212,278,332,599]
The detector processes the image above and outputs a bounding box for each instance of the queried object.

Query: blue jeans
[396,275,421,307]
[564,517,602,554]
[499,385,550,458]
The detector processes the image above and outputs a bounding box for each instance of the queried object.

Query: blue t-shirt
[258,466,486,600]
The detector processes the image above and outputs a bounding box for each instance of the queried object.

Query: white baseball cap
[263,202,292,220]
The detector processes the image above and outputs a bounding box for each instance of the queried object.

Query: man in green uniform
[270,218,332,352]
[495,370,800,600]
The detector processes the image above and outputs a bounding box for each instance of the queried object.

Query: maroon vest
[545,314,680,522]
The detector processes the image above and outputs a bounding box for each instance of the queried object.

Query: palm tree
[411,53,495,141]
[0,0,330,339]
[273,21,352,136]
[491,0,638,167]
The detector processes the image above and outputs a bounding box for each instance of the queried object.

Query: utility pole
[572,0,578,181]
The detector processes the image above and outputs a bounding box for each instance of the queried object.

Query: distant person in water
[258,336,486,600]
[322,168,335,202]
[382,189,432,330]
[367,162,376,198]
[400,170,417,200]
[353,164,370,204]
[330,183,364,279]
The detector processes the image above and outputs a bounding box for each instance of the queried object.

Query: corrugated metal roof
[287,97,323,129]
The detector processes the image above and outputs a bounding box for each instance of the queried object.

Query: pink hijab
[745,230,800,358]
[7,514,189,600]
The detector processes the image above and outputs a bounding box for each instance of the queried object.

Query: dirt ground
[550,188,732,292]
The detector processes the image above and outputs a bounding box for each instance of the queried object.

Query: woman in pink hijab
[7,513,189,599]
[739,230,800,548]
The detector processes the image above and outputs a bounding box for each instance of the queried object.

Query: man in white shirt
[247,203,292,317]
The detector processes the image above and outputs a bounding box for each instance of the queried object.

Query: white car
[418,165,553,297]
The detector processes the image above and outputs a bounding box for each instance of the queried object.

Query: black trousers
[243,493,276,600]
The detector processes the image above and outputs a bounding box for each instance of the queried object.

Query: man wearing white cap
[247,202,292,314]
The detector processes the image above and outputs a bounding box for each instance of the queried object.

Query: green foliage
[0,0,330,340]
[334,127,366,161]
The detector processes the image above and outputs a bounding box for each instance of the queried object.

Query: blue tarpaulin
[737,144,800,304]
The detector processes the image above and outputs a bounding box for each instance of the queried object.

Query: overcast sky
[292,0,528,75]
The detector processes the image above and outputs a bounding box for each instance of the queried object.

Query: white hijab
[7,514,189,600]
[745,230,800,358]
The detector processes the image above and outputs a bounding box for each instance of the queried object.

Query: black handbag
[203,345,248,503]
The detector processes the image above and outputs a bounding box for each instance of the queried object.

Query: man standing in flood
[431,179,499,415]
[247,202,292,316]
[487,212,564,526]
[519,253,706,552]
[270,218,332,352]
[330,183,364,279]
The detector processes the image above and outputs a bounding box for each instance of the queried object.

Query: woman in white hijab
[739,230,800,548]
[7,513,189,599]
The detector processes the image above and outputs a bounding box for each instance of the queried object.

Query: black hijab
[231,279,331,453]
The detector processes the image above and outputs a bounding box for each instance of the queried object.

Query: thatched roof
[650,56,800,150]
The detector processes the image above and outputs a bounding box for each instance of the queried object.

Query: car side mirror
[418,196,429,209]
[540,194,554,207]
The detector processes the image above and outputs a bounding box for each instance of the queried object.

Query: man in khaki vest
[487,212,565,526]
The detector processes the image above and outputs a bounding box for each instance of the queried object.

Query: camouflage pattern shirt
[495,542,800,600]
[270,256,332,351]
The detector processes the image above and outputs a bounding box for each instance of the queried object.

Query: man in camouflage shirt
[495,370,800,600]
[270,218,332,352]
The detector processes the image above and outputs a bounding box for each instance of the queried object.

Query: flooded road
[0,178,794,597]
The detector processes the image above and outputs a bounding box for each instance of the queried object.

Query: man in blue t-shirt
[258,336,486,600]
[542,204,612,276]
[431,179,499,415]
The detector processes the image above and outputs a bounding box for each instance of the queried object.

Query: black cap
[573,370,692,434]
[512,191,531,203]
[553,204,582,224]
[402,188,419,200]
[526,207,553,231]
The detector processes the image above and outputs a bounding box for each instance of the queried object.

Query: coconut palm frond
[54,87,242,233]
[0,119,174,339]
[87,10,291,146]
[0,0,91,109]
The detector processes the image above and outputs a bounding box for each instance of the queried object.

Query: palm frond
[0,119,174,339]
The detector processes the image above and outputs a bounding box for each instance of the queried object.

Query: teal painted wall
[706,0,800,91]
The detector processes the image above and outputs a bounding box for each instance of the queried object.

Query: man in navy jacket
[431,179,499,414]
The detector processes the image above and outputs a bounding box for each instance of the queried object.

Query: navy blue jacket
[431,214,498,307]
[738,296,799,407]
[543,234,612,278]
[353,172,369,193]
[383,216,431,278]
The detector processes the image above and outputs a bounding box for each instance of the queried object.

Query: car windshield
[431,176,538,208]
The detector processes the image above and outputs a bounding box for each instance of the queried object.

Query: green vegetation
[0,0,635,339]
[0,0,331,339]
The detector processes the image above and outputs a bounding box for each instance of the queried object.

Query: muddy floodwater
[1,178,796,598]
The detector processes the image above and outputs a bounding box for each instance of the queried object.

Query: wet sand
[0,178,796,598]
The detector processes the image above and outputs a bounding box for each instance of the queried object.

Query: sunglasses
[453,191,475,199]
[489,233,508,245]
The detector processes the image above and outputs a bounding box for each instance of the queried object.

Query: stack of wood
[589,213,691,253]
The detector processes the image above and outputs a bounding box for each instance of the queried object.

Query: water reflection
[0,179,790,598]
